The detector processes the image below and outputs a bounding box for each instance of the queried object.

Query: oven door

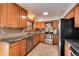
[45,34,53,39]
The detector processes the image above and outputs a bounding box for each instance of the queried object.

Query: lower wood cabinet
[9,41,20,56]
[9,39,27,56]
[20,39,27,56]
[33,34,40,47]
[40,34,45,42]
[0,39,27,56]
[33,35,37,47]
[64,41,71,56]
[53,35,58,45]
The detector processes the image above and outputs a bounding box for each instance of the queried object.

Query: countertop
[0,31,45,43]
[65,39,79,53]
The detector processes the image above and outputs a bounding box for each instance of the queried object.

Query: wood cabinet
[64,41,71,56]
[9,41,20,56]
[36,22,45,29]
[40,22,45,29]
[6,4,20,28]
[9,39,27,56]
[33,34,40,47]
[74,5,79,27]
[33,35,37,47]
[19,8,27,28]
[40,34,45,42]
[0,3,20,28]
[0,3,27,28]
[33,22,36,30]
[64,10,74,19]
[53,35,58,45]
[0,4,7,27]
[0,39,27,56]
[36,22,41,29]
[20,39,27,56]
[36,35,40,44]
[53,20,59,29]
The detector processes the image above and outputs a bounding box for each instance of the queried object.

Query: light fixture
[21,16,26,19]
[43,12,48,15]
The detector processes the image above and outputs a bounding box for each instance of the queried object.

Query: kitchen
[0,3,79,56]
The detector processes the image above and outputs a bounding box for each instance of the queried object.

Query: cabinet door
[33,36,37,47]
[33,22,36,30]
[53,20,59,29]
[53,35,58,45]
[74,5,79,27]
[40,34,44,42]
[9,42,20,56]
[64,42,71,56]
[0,4,7,27]
[20,8,27,28]
[20,39,27,56]
[64,10,74,19]
[36,22,45,29]
[6,4,20,28]
[36,22,41,29]
[40,22,45,29]
[37,34,40,43]
[35,35,38,45]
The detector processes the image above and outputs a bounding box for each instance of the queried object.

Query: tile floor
[27,43,59,56]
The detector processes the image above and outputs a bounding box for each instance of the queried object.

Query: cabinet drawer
[10,41,20,48]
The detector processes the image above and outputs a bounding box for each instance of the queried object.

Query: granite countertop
[0,31,45,43]
[65,39,79,53]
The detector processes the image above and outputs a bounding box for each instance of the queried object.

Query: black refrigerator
[58,17,74,56]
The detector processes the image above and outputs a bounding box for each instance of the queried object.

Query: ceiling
[17,3,76,21]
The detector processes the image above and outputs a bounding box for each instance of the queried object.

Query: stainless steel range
[44,32,53,44]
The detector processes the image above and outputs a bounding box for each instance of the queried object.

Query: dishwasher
[27,36,33,53]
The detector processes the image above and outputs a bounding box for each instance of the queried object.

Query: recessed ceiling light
[43,12,48,15]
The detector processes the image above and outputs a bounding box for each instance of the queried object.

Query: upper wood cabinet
[53,20,59,29]
[19,8,27,28]
[6,4,20,28]
[36,22,40,29]
[40,22,45,29]
[64,9,74,19]
[74,4,79,28]
[36,22,45,29]
[33,22,36,30]
[0,3,27,28]
[0,4,7,27]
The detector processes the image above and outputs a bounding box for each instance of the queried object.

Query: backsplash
[0,28,22,34]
